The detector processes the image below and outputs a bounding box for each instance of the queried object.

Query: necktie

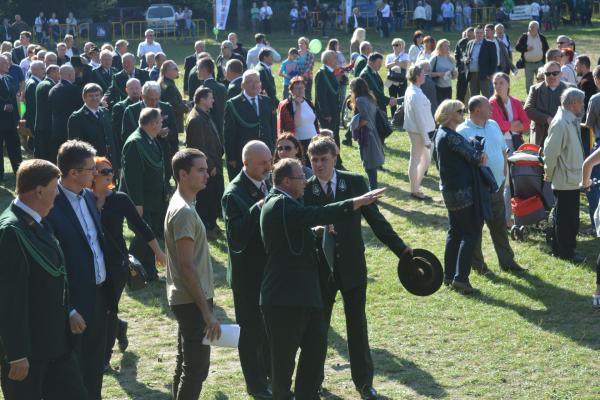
[260,182,268,196]
[326,181,333,201]
[251,97,259,115]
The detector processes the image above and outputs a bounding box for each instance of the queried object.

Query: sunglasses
[99,168,113,176]
[392,43,400,47]
[277,145,294,151]
[544,71,560,77]
[456,108,467,114]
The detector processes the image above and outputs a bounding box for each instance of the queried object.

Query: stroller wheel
[520,226,529,241]
[510,225,520,241]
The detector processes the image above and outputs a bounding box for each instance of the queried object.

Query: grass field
[2,21,600,399]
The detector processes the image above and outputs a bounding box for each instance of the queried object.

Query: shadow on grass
[326,327,447,398]
[377,198,448,228]
[479,272,600,351]
[114,351,170,399]
[0,178,16,210]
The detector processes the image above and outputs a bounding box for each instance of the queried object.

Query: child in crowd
[280,48,299,98]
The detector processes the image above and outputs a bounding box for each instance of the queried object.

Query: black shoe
[472,263,492,275]
[117,320,129,352]
[451,280,479,295]
[570,254,587,265]
[500,261,527,272]
[443,278,453,286]
[357,385,378,400]
[342,138,353,146]
[248,388,273,399]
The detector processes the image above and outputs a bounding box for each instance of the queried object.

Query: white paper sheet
[202,324,240,348]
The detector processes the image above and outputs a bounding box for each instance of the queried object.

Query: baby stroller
[507,144,555,241]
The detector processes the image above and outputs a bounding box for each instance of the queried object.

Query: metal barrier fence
[111,19,207,42]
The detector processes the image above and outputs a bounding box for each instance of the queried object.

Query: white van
[145,4,177,34]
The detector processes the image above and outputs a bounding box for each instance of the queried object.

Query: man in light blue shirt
[457,95,524,273]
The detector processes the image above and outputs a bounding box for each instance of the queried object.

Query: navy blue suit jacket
[47,186,116,324]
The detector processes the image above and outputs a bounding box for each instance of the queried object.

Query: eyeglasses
[277,145,294,151]
[544,71,560,77]
[456,108,466,114]
[99,168,113,176]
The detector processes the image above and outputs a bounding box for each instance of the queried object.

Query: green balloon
[213,26,219,36]
[308,39,322,54]
[19,101,25,118]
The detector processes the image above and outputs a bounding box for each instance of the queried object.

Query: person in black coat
[216,40,246,85]
[47,65,84,163]
[183,40,205,97]
[0,160,88,400]
[225,59,244,100]
[90,156,165,371]
[0,55,22,180]
[47,140,118,400]
[465,26,497,98]
[105,53,149,107]
[111,40,129,71]
[196,57,227,140]
[91,50,117,93]
[34,66,60,162]
[255,48,279,105]
[10,31,30,64]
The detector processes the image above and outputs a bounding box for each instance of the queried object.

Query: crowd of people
[0,11,600,400]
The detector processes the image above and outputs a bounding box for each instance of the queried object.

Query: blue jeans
[586,140,600,228]
[443,17,452,31]
[444,205,483,283]
[365,168,378,190]
[455,14,463,31]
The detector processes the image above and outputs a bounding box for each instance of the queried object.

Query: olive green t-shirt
[164,190,214,306]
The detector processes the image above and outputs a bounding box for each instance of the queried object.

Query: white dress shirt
[14,198,42,223]
[317,170,337,199]
[243,91,260,115]
[137,41,163,58]
[246,43,281,69]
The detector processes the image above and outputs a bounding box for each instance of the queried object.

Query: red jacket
[489,96,530,134]
[277,98,320,136]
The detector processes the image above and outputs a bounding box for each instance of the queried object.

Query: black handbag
[104,228,149,291]
[387,69,406,82]
[516,58,525,69]
[375,108,393,140]
[392,97,405,129]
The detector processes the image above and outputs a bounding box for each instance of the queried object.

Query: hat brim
[397,248,443,296]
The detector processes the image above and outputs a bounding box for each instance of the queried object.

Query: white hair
[561,88,585,106]
[321,50,336,64]
[242,69,260,84]
[145,29,154,37]
[242,140,270,162]
[126,78,141,88]
[121,52,135,62]
[142,80,161,96]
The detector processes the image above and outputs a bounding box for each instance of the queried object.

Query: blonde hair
[351,28,366,44]
[432,39,455,64]
[435,99,464,126]
[391,38,405,52]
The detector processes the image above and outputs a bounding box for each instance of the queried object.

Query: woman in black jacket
[91,157,166,370]
[434,99,488,295]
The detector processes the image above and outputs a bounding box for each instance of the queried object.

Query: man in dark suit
[224,70,275,180]
[0,159,88,400]
[196,57,227,140]
[23,60,45,135]
[303,137,411,400]
[47,140,117,400]
[111,78,141,158]
[111,40,129,71]
[255,48,278,105]
[260,157,385,400]
[69,56,93,89]
[120,108,167,282]
[34,65,59,161]
[183,40,205,97]
[47,65,84,163]
[226,59,244,100]
[11,30,30,65]
[91,50,117,93]
[465,25,497,98]
[454,27,474,104]
[315,50,341,145]
[485,24,513,75]
[105,53,149,107]
[0,54,22,181]
[0,19,12,43]
[347,7,365,30]
[68,83,119,171]
[360,53,397,114]
[222,141,273,399]
[122,81,177,183]
[353,41,372,77]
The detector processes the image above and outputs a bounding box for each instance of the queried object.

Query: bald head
[242,140,272,181]
[29,60,45,79]
[125,78,142,101]
[59,64,75,82]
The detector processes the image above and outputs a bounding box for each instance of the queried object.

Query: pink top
[489,96,530,134]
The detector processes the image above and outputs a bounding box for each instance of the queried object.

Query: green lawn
[2,21,600,399]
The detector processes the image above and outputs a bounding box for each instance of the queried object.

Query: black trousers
[0,352,87,400]
[456,71,469,104]
[233,286,271,394]
[130,210,163,279]
[195,172,224,230]
[159,135,179,184]
[552,189,580,259]
[105,262,128,364]
[435,86,452,106]
[0,127,22,177]
[445,205,483,283]
[33,130,53,161]
[171,301,212,400]
[388,82,406,117]
[319,116,341,148]
[73,285,109,400]
[261,305,327,400]
[320,283,373,390]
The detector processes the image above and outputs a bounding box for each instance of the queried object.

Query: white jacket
[403,84,436,144]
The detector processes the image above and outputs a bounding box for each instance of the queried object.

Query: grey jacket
[351,96,385,170]
[525,81,569,146]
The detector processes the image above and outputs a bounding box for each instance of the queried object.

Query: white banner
[510,5,532,20]
[215,0,232,30]
[346,0,353,26]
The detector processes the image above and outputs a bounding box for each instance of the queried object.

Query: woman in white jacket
[404,64,436,200]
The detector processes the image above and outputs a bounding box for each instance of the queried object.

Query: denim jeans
[586,140,600,228]
[366,168,378,190]
[444,205,483,283]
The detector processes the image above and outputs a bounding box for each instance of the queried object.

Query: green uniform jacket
[34,78,55,133]
[105,68,150,107]
[185,106,224,172]
[223,93,275,166]
[0,204,70,363]
[68,106,120,171]
[202,77,227,139]
[24,77,40,131]
[187,66,203,102]
[360,65,390,111]
[160,78,187,134]
[122,100,177,143]
[222,171,270,289]
[255,62,279,105]
[353,54,368,77]
[119,127,166,212]
[314,66,340,122]
[91,66,118,92]
[111,97,136,156]
[303,170,407,291]
[227,77,242,100]
[259,189,355,307]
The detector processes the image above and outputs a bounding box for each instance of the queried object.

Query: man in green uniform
[196,57,227,140]
[0,159,87,399]
[91,50,117,93]
[359,52,397,113]
[315,50,341,146]
[303,137,411,400]
[111,78,141,158]
[259,157,386,400]
[33,65,59,161]
[23,60,45,144]
[105,53,149,107]
[225,59,243,100]
[353,41,372,77]
[120,107,167,282]
[255,48,279,105]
